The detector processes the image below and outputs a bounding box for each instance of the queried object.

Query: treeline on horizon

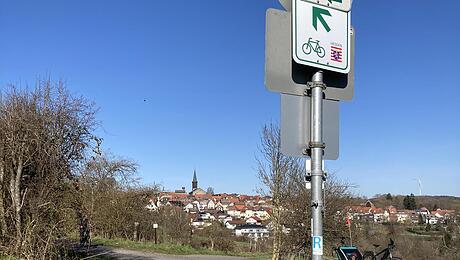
[357,194,460,211]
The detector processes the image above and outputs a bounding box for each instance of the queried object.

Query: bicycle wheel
[317,46,326,58]
[362,251,376,260]
[302,43,312,55]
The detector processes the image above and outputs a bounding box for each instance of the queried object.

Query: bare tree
[256,123,354,259]
[256,123,297,260]
[0,121,7,237]
[206,187,215,195]
[77,152,139,239]
[0,79,97,258]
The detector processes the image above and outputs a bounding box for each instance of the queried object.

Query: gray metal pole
[310,71,325,260]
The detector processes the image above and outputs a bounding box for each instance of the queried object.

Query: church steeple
[192,170,198,190]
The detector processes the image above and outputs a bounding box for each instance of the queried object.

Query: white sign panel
[312,235,323,255]
[281,0,352,12]
[292,0,351,73]
[305,0,352,12]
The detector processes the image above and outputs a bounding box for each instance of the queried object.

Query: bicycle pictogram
[302,37,326,58]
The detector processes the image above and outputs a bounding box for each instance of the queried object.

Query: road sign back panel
[281,94,339,160]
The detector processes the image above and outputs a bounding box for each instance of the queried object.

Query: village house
[225,219,245,230]
[395,209,417,224]
[245,216,263,225]
[234,224,269,239]
[253,207,270,220]
[431,209,456,223]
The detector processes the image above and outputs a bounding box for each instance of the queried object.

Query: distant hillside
[357,195,460,211]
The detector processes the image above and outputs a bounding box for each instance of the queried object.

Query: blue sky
[0,0,459,197]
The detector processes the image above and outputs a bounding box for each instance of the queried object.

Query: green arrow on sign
[328,0,343,3]
[313,6,331,32]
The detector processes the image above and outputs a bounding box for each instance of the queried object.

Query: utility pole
[309,71,325,259]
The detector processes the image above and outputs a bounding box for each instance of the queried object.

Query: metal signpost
[265,0,354,259]
[309,71,326,258]
[292,1,352,259]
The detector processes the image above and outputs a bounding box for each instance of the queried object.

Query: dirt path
[83,246,248,260]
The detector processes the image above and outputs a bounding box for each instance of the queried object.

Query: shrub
[215,238,235,252]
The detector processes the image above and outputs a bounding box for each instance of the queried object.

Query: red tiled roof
[432,209,456,216]
[235,205,246,211]
[194,194,212,199]
[386,206,397,214]
[373,208,384,214]
[212,195,222,200]
[228,197,239,203]
[239,195,249,200]
[229,220,245,225]
[250,216,262,222]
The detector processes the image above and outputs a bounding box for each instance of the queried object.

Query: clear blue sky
[1,0,459,197]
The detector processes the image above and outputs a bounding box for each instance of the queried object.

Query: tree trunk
[10,159,23,252]
[272,194,281,260]
[133,222,139,241]
[0,161,7,236]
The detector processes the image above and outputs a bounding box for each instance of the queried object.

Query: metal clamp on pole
[305,171,312,179]
[304,82,327,96]
[306,81,327,90]
[309,141,326,149]
[305,160,312,189]
[311,201,320,208]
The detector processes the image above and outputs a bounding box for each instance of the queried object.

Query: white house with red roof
[246,216,262,225]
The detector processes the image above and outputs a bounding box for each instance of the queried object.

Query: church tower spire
[192,170,198,190]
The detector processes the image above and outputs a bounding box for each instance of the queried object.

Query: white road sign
[312,235,323,255]
[292,0,351,74]
[304,0,352,12]
[265,8,355,101]
[280,0,352,12]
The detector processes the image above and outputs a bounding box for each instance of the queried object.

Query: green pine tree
[403,195,410,209]
[385,193,393,200]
